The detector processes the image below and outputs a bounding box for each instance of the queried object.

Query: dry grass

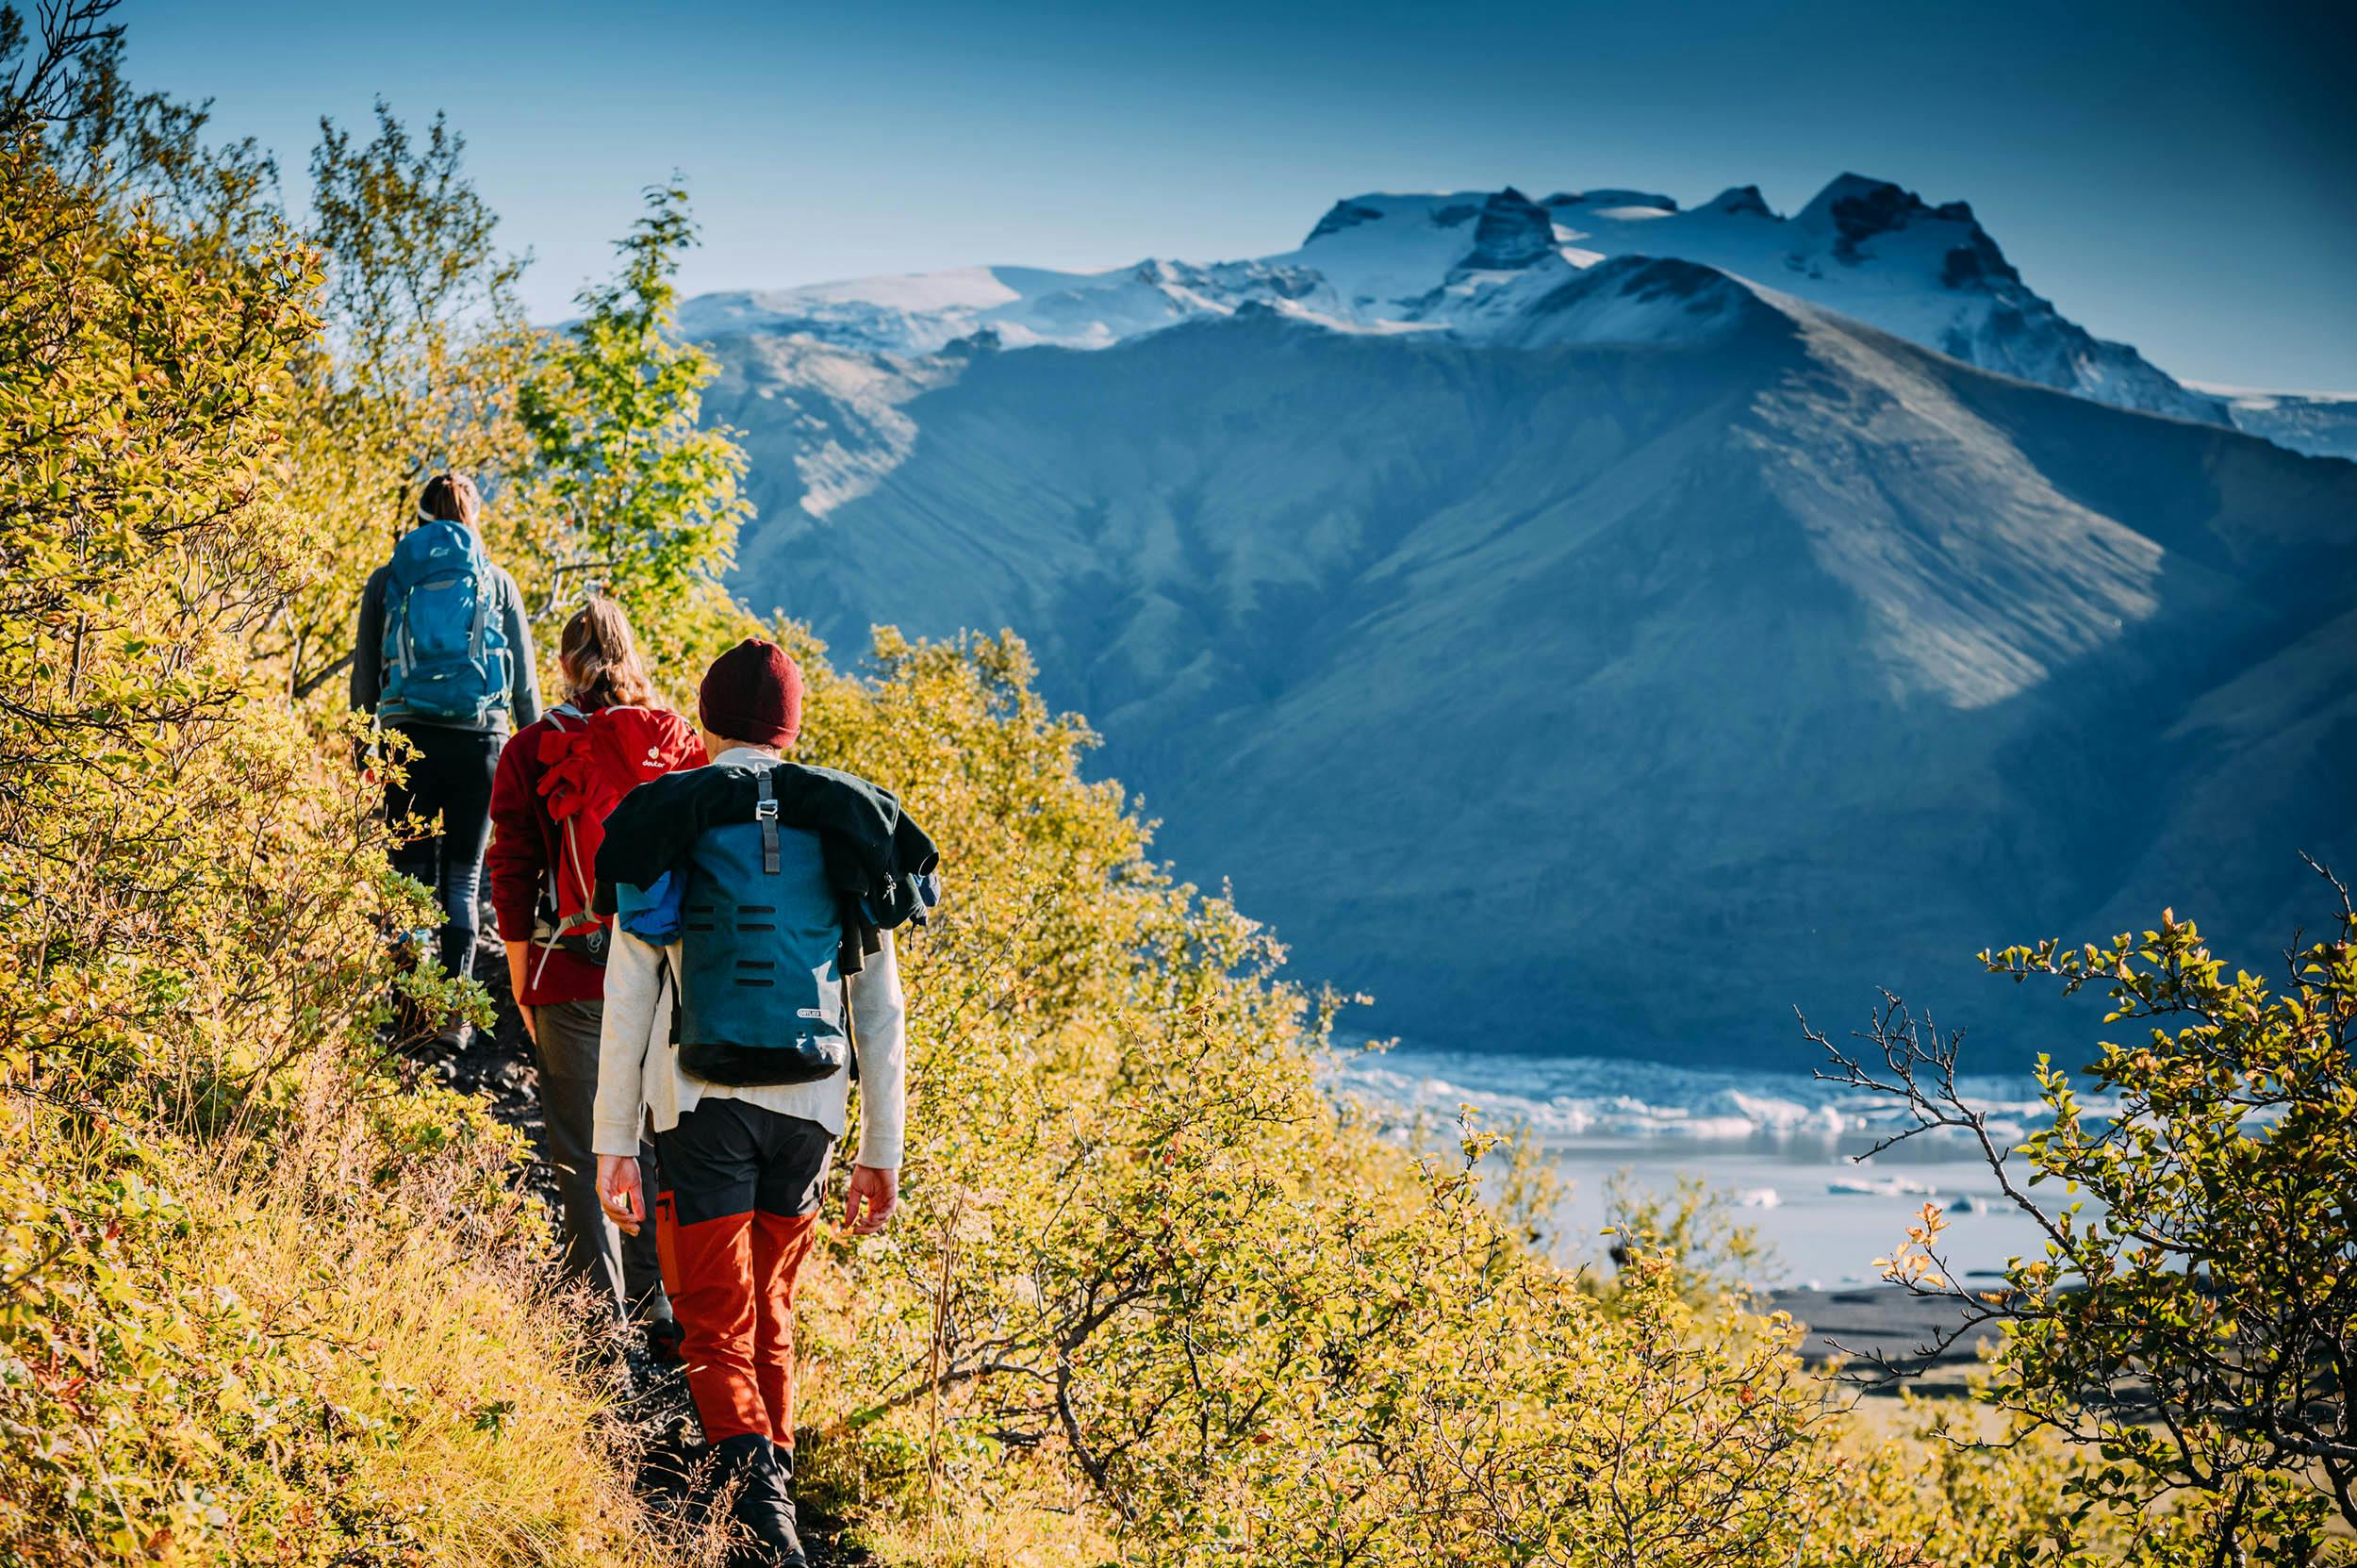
[185,1142,664,1566]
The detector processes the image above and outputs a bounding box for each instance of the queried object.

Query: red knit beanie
[698,638,803,749]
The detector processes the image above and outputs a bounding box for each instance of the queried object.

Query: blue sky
[126,0,2353,389]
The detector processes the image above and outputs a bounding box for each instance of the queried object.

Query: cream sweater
[589,754,909,1167]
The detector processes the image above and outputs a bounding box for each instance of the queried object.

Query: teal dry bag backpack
[379,519,511,725]
[672,768,851,1086]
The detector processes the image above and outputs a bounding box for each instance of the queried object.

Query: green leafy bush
[1815,884,2357,1562]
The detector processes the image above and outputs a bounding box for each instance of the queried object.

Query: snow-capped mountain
[678,173,2351,451]
[701,268,2357,1065]
[1273,179,2225,422]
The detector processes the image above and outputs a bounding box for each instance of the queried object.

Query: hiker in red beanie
[592,637,933,1568]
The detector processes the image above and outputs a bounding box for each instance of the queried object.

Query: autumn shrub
[0,88,652,1563]
[1816,892,2357,1564]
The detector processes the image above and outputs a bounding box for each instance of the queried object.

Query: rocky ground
[398,920,862,1566]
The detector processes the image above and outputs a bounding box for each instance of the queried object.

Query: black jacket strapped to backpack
[590,760,941,977]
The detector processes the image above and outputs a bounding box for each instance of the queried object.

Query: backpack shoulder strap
[467,558,491,650]
[755,767,780,875]
[842,969,859,1083]
[658,944,680,1049]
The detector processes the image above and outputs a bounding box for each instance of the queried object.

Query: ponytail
[558,596,657,710]
[417,471,482,530]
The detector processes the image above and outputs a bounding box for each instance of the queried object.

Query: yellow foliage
[0,1087,654,1566]
[0,117,637,1564]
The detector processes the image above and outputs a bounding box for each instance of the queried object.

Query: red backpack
[530,703,696,975]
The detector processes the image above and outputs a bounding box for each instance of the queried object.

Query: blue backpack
[671,767,851,1087]
[378,520,511,725]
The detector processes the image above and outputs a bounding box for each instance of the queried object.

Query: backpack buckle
[754,799,779,821]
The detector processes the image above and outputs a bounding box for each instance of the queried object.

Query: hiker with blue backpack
[352,473,541,1045]
[589,638,937,1568]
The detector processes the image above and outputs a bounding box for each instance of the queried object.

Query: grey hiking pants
[530,998,670,1325]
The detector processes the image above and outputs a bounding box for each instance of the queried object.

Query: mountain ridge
[677,172,2357,457]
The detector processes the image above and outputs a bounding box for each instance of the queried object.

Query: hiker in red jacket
[487,596,703,1347]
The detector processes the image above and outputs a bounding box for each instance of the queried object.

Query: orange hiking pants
[653,1099,832,1446]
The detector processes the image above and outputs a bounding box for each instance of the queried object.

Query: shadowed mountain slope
[710,277,2357,1064]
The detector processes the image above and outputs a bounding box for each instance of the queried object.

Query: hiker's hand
[597,1154,645,1236]
[503,944,536,1040]
[843,1164,898,1235]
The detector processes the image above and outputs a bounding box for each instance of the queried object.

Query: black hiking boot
[643,1314,684,1368]
[715,1433,806,1567]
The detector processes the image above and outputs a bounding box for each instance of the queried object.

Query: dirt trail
[402,920,861,1565]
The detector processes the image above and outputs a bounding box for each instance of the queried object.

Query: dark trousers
[530,999,670,1325]
[654,1100,833,1447]
[385,721,501,980]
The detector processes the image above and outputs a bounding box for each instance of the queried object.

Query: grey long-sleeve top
[350,561,542,731]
